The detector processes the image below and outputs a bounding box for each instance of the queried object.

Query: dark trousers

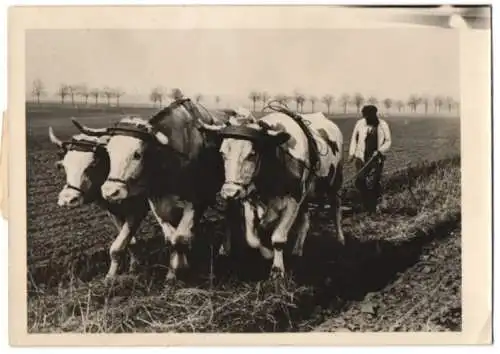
[354,155,384,213]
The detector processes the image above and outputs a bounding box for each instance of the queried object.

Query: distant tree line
[29,79,460,114]
[30,80,126,107]
[246,90,460,114]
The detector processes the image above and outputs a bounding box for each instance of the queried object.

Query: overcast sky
[26,28,459,109]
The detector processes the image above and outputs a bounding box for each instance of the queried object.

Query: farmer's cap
[361,104,378,117]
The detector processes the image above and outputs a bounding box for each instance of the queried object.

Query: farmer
[348,104,392,213]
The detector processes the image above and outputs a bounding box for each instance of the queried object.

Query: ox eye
[133,152,142,160]
[55,161,64,170]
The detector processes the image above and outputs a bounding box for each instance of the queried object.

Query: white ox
[49,123,150,280]
[200,109,345,279]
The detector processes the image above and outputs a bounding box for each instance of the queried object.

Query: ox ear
[266,129,291,145]
[154,130,169,145]
[259,121,290,145]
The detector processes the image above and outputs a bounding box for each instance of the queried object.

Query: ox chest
[148,145,224,206]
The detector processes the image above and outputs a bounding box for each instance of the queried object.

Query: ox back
[146,99,225,207]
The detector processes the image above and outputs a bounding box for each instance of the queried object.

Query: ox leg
[106,217,142,275]
[219,224,231,256]
[127,236,140,273]
[147,199,179,283]
[329,165,345,246]
[166,202,197,282]
[242,201,273,259]
[126,204,148,273]
[292,209,310,257]
[333,194,345,245]
[105,215,143,280]
[270,197,301,279]
[219,202,241,256]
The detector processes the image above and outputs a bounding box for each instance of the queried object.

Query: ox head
[49,123,110,207]
[198,108,290,200]
[70,116,169,202]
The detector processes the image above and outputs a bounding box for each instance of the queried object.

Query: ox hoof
[128,262,140,274]
[218,244,229,256]
[269,266,285,280]
[291,246,303,257]
[165,270,177,284]
[104,274,116,285]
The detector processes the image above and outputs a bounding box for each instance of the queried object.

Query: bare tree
[248,91,261,112]
[407,94,420,113]
[421,96,430,114]
[352,93,365,113]
[150,87,165,107]
[383,98,393,111]
[149,90,159,107]
[367,96,378,106]
[102,87,115,106]
[309,96,318,112]
[67,85,79,106]
[293,91,306,112]
[195,94,203,104]
[90,89,101,106]
[215,95,221,108]
[260,91,270,110]
[114,89,125,107]
[445,96,455,112]
[395,100,405,112]
[31,79,45,104]
[322,94,334,115]
[340,94,350,114]
[57,84,69,104]
[434,96,444,112]
[77,85,90,105]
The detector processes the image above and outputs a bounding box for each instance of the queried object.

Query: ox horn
[48,127,63,148]
[71,117,109,136]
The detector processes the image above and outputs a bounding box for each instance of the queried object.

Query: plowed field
[26,105,461,333]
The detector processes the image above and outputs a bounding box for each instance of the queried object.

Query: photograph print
[23,5,490,335]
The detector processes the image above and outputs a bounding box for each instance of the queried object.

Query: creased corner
[474,313,493,345]
[0,111,9,220]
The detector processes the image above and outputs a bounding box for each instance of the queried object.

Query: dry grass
[28,156,461,333]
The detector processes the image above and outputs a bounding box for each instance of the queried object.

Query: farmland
[26,103,461,333]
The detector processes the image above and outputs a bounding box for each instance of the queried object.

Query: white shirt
[348,118,392,162]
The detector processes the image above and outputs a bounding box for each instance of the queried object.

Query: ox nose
[101,181,128,201]
[220,184,243,200]
[57,191,82,207]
